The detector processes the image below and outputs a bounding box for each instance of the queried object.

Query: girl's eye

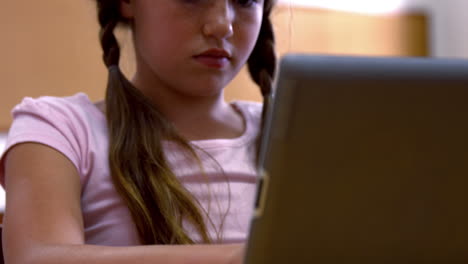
[236,0,259,8]
[180,0,203,5]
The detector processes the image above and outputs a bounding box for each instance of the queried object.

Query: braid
[97,0,121,67]
[95,0,212,245]
[247,18,276,98]
[247,1,278,164]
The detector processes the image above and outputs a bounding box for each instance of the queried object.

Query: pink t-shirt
[0,93,262,246]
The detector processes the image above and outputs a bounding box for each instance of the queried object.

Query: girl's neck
[167,99,245,141]
[131,77,245,141]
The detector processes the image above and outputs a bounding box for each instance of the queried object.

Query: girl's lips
[194,48,232,69]
[194,55,229,69]
[198,48,231,58]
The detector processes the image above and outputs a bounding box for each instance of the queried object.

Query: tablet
[245,54,468,263]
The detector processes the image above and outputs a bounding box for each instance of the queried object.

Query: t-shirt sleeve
[0,97,85,186]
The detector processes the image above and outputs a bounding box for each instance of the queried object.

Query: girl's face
[122,0,264,99]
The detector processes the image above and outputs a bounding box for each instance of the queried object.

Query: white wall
[402,0,468,58]
[279,0,408,14]
[0,132,6,156]
[0,132,6,213]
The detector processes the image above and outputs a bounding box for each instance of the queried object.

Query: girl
[0,0,276,263]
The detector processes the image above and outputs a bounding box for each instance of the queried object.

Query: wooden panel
[224,6,429,103]
[0,2,428,130]
[0,1,106,131]
[273,6,428,56]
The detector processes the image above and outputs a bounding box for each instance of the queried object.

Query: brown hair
[96,0,277,245]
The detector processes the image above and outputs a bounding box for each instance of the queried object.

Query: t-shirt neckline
[78,93,257,150]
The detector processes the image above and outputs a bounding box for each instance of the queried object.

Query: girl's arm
[3,143,243,264]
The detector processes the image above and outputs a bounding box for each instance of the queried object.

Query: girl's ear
[120,0,134,19]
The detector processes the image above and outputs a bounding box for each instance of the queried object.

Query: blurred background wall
[0,0,431,131]
[2,1,468,130]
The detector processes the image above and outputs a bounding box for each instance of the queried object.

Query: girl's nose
[202,2,234,40]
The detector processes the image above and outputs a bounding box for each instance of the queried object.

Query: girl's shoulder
[12,92,104,121]
[231,100,262,111]
[230,100,263,122]
[1,93,107,187]
[10,92,107,136]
